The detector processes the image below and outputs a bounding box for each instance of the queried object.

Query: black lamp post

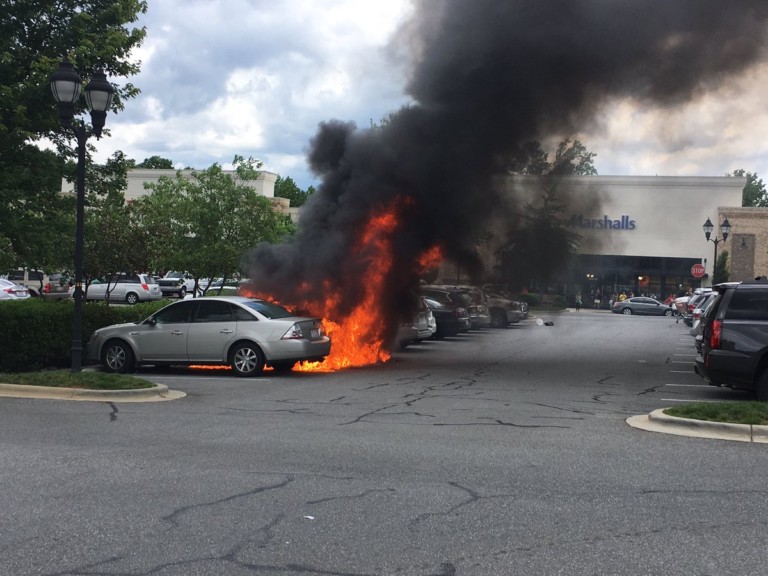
[50,58,114,372]
[703,217,731,285]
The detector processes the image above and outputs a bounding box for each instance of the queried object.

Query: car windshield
[242,299,293,319]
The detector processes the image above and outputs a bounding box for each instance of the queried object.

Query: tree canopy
[728,169,768,207]
[132,156,296,289]
[0,0,147,269]
[273,175,315,207]
[505,139,598,176]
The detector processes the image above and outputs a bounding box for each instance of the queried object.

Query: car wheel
[271,361,296,372]
[230,342,264,377]
[755,369,768,401]
[102,340,135,373]
[621,308,633,315]
[490,310,507,328]
[664,308,674,317]
[125,292,139,305]
[179,286,187,298]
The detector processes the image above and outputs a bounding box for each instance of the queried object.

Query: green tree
[136,155,174,169]
[714,250,730,284]
[77,151,149,299]
[495,186,580,291]
[274,175,314,207]
[0,0,147,271]
[506,139,598,176]
[728,169,768,207]
[137,156,296,292]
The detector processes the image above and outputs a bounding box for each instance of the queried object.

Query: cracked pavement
[2,311,767,575]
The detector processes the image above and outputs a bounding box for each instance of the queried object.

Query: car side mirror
[146,317,158,326]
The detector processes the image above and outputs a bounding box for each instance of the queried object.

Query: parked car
[0,278,31,300]
[87,296,332,376]
[422,297,470,338]
[688,292,718,337]
[6,269,71,300]
[420,286,474,332]
[425,285,491,329]
[397,297,437,348]
[481,286,527,326]
[695,279,768,399]
[611,296,675,316]
[85,273,162,304]
[157,271,197,298]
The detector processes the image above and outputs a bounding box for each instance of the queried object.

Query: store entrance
[570,254,703,308]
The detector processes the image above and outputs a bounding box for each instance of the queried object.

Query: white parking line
[669,370,695,373]
[671,361,696,364]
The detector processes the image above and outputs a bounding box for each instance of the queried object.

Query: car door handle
[171,330,184,336]
[220,329,234,334]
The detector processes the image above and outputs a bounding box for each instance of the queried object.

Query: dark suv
[694,279,768,399]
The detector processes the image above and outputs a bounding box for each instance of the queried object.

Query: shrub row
[0,299,169,372]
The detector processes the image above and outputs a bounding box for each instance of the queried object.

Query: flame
[418,245,443,271]
[241,198,444,372]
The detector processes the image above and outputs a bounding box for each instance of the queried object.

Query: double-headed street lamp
[50,58,114,372]
[703,217,731,285]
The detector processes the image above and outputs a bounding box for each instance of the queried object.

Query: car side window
[195,300,233,322]
[153,301,194,324]
[725,290,768,321]
[232,304,257,321]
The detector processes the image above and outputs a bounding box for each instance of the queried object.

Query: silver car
[87,296,331,376]
[0,278,31,300]
[86,273,162,304]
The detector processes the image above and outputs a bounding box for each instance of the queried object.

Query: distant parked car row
[2,269,71,301]
[420,284,528,332]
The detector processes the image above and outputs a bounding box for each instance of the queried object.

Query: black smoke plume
[245,0,768,342]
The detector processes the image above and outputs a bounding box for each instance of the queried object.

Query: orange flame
[242,198,443,372]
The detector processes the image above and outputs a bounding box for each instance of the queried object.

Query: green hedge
[0,299,169,372]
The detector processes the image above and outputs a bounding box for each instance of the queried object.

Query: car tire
[102,340,135,373]
[621,308,633,315]
[490,310,507,328]
[230,342,264,377]
[755,369,768,401]
[664,308,674,317]
[125,292,139,305]
[179,286,187,298]
[271,361,296,372]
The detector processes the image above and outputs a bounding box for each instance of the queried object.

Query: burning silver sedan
[87,296,331,376]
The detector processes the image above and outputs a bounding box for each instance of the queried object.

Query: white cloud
[94,0,768,189]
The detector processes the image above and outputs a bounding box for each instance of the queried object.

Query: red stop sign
[691,263,706,278]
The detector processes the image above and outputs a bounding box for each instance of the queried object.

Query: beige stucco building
[62,168,302,221]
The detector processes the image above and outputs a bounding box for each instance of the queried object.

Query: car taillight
[44,283,51,293]
[141,282,149,291]
[281,324,304,340]
[709,319,722,350]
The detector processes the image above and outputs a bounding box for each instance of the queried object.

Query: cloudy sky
[95,0,768,190]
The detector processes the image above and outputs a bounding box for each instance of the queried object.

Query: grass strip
[665,401,768,425]
[0,370,154,390]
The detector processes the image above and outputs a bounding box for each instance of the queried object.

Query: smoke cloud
[245,0,768,336]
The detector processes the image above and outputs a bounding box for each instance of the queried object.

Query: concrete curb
[627,408,768,443]
[0,383,186,403]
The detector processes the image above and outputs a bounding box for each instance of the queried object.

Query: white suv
[85,273,162,304]
[156,271,197,298]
